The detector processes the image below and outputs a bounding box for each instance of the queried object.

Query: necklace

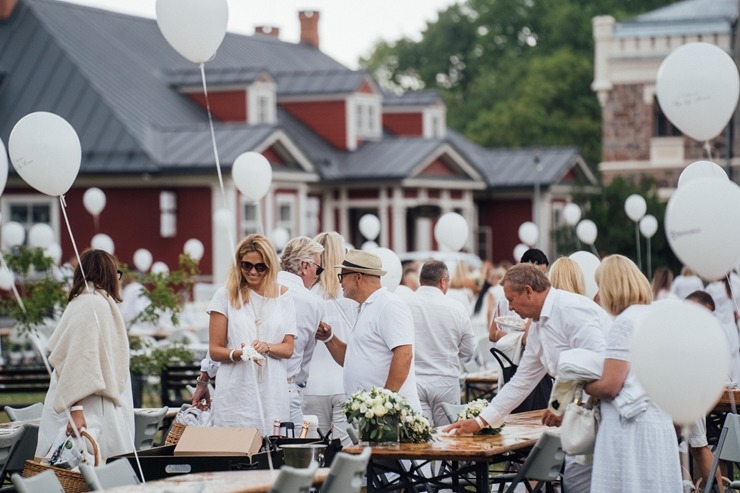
[248,290,272,384]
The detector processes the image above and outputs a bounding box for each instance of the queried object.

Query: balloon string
[590,243,599,258]
[60,195,89,290]
[256,201,264,235]
[704,140,713,160]
[0,253,27,315]
[634,222,642,272]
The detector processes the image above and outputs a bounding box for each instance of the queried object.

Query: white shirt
[344,288,421,411]
[706,276,740,382]
[480,288,610,427]
[277,271,325,384]
[670,275,704,300]
[405,285,476,380]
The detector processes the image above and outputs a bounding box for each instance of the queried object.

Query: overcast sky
[59,0,459,68]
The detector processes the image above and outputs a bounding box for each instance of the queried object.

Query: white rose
[351,402,360,411]
[373,404,387,417]
[365,410,375,419]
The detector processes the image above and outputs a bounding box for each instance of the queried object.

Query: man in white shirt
[316,249,421,411]
[406,259,476,425]
[444,262,609,493]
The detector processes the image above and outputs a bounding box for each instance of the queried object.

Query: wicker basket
[165,420,186,446]
[22,431,98,493]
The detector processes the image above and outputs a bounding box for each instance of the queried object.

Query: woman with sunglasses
[208,234,296,435]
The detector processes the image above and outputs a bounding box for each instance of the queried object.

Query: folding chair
[320,447,371,493]
[0,425,26,486]
[269,461,319,493]
[704,413,740,492]
[441,403,465,423]
[492,432,564,493]
[80,459,140,491]
[133,407,167,450]
[5,403,43,422]
[1,424,39,486]
[11,470,64,493]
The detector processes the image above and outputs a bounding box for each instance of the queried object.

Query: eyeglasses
[337,271,360,282]
[240,261,268,273]
[312,263,324,276]
[117,270,123,280]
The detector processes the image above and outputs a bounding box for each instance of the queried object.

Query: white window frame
[248,80,277,124]
[423,107,447,139]
[348,94,382,144]
[241,202,260,237]
[276,194,296,238]
[1,195,59,246]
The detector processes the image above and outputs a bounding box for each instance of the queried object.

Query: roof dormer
[383,90,447,139]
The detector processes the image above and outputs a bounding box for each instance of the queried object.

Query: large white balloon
[133,248,153,272]
[677,160,728,188]
[562,203,581,226]
[568,251,601,300]
[155,0,229,64]
[517,221,539,247]
[631,301,729,425]
[183,238,205,261]
[214,208,233,229]
[91,233,114,254]
[359,214,381,241]
[434,212,469,252]
[232,152,272,203]
[83,187,106,216]
[0,138,8,198]
[372,247,402,292]
[2,222,25,249]
[151,261,170,275]
[0,267,14,290]
[575,220,598,245]
[656,42,740,142]
[360,240,379,251]
[8,112,81,197]
[45,243,62,264]
[513,243,529,263]
[28,223,54,249]
[639,215,658,239]
[624,194,647,222]
[665,177,740,280]
[269,228,290,251]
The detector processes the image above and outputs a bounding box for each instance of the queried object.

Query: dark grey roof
[616,0,737,38]
[635,0,737,23]
[446,130,589,189]
[383,89,442,107]
[165,67,269,88]
[276,70,371,96]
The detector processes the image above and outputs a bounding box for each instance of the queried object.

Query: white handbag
[560,387,600,456]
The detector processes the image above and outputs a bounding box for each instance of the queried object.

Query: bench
[0,366,50,410]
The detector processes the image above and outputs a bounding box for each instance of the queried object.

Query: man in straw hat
[316,249,421,411]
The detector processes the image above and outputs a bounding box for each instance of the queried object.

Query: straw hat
[336,249,387,276]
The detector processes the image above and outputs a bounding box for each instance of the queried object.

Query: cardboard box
[174,427,262,457]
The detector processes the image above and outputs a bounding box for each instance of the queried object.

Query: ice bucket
[280,443,327,468]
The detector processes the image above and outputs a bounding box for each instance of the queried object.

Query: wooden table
[464,370,499,402]
[102,467,330,493]
[716,387,740,413]
[344,410,551,492]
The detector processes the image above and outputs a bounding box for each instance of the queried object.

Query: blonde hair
[280,236,324,275]
[226,234,279,308]
[549,257,586,295]
[595,254,652,316]
[450,261,471,289]
[313,231,345,298]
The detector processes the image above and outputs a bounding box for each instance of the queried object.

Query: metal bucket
[281,443,326,468]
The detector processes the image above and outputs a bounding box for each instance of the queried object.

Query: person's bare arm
[385,344,412,392]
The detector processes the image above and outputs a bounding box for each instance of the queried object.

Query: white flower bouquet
[457,399,505,435]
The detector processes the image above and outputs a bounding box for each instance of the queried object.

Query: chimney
[0,0,18,20]
[255,26,280,38]
[299,10,320,49]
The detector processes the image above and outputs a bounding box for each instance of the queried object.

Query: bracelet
[324,332,334,343]
[229,349,236,362]
[474,415,486,430]
[266,344,271,355]
[196,376,209,387]
[70,405,84,412]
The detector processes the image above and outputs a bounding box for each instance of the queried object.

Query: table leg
[476,460,488,492]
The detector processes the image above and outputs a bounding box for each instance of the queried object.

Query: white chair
[0,425,26,485]
[133,407,167,450]
[269,461,319,493]
[320,447,371,493]
[5,403,43,422]
[11,470,64,493]
[1,424,39,485]
[441,402,465,424]
[346,426,359,445]
[80,459,140,491]
[704,413,740,493]
[493,432,564,493]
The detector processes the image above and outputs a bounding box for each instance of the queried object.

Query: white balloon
[513,243,529,263]
[232,152,272,202]
[677,160,728,188]
[361,240,379,251]
[665,177,740,280]
[133,248,153,272]
[0,267,14,290]
[624,194,647,222]
[568,251,601,299]
[268,228,290,251]
[8,112,81,196]
[155,0,229,64]
[91,233,114,254]
[631,301,729,425]
[183,238,205,261]
[575,220,598,245]
[372,247,402,292]
[517,221,539,246]
[151,261,170,275]
[639,215,658,239]
[45,243,62,264]
[83,187,107,216]
[562,203,581,226]
[28,223,54,249]
[434,212,469,252]
[214,208,233,229]
[0,138,8,198]
[656,42,740,142]
[2,222,25,249]
[359,214,381,241]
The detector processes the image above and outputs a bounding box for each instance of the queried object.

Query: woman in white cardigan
[36,249,134,463]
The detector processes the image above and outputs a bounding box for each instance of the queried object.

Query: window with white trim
[276,194,296,238]
[241,203,260,237]
[353,96,382,140]
[2,195,57,246]
[248,81,277,124]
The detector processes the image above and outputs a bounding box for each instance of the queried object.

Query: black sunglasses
[240,261,268,273]
[117,270,123,280]
[337,271,361,282]
[312,262,324,276]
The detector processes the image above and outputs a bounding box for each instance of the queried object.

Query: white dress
[209,287,296,435]
[590,305,682,492]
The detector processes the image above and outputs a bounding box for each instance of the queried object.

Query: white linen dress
[590,304,682,492]
[209,287,296,435]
